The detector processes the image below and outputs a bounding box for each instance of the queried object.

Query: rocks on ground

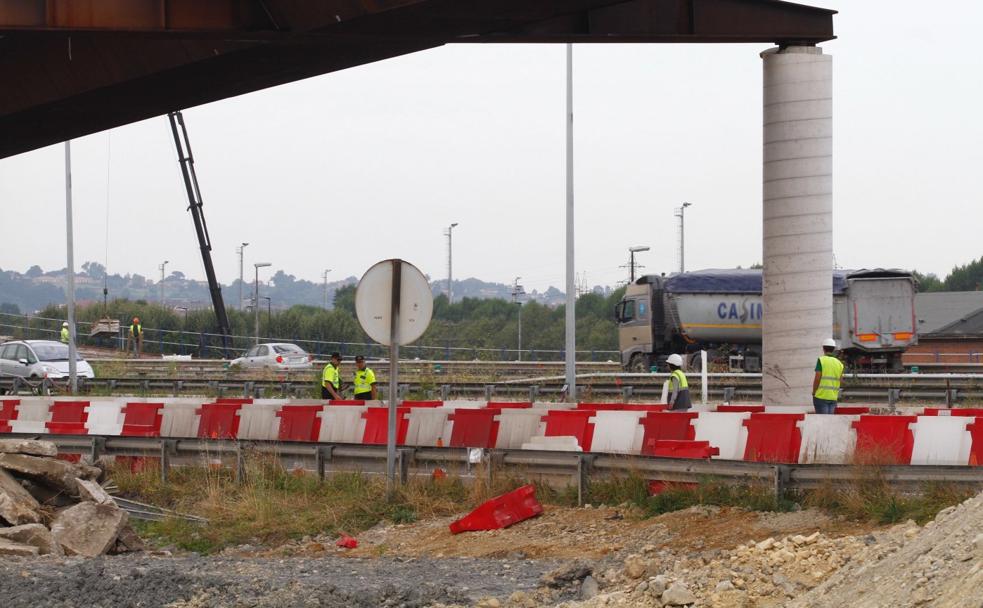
[0,440,141,558]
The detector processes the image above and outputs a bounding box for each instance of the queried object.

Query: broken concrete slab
[0,467,41,525]
[0,439,58,457]
[0,523,63,556]
[0,537,40,557]
[0,452,81,493]
[50,502,128,557]
[75,478,116,506]
[111,524,146,554]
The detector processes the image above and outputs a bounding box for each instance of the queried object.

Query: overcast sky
[1,0,980,294]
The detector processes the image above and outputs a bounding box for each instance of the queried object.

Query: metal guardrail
[13,433,983,504]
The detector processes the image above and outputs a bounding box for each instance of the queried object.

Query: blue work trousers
[813,397,837,415]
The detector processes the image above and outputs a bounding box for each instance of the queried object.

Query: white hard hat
[62,321,69,327]
[822,338,837,348]
[667,353,684,367]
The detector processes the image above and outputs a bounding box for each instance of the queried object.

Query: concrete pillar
[761,46,832,407]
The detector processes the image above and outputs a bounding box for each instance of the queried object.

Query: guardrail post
[254,385,263,399]
[280,382,289,398]
[398,384,409,400]
[773,464,790,499]
[577,454,595,507]
[621,386,633,401]
[88,436,106,463]
[315,446,334,482]
[528,385,539,402]
[173,381,182,397]
[888,388,901,410]
[140,380,149,395]
[946,388,958,408]
[235,442,247,485]
[723,387,736,403]
[160,440,176,483]
[484,385,495,401]
[244,381,253,398]
[397,448,414,485]
[440,385,450,400]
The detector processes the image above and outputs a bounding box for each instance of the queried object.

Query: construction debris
[0,440,141,558]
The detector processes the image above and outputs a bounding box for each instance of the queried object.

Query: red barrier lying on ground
[276,405,324,442]
[543,410,595,451]
[743,413,805,463]
[449,408,501,448]
[449,484,543,534]
[120,402,164,437]
[647,440,719,459]
[639,412,699,455]
[716,405,766,413]
[46,401,89,435]
[852,415,917,464]
[196,402,244,439]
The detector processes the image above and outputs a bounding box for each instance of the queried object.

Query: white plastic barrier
[404,408,450,446]
[160,402,201,438]
[238,404,283,440]
[495,410,547,449]
[910,416,974,466]
[7,400,51,434]
[521,435,582,452]
[589,411,647,454]
[443,400,485,410]
[693,411,751,460]
[797,415,859,464]
[85,401,125,436]
[317,406,367,443]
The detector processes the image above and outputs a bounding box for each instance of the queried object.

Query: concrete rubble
[0,440,141,559]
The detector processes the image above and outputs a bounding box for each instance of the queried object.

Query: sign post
[355,259,433,493]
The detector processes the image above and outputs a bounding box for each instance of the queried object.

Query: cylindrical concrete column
[761,46,832,408]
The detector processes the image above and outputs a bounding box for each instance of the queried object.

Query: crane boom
[167,111,232,358]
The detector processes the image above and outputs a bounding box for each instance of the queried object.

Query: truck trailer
[616,269,917,372]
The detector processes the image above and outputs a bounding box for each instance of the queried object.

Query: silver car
[230,343,313,370]
[0,340,95,379]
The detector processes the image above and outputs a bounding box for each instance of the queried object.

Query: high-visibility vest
[60,327,69,343]
[814,355,844,400]
[671,368,689,389]
[353,368,376,395]
[322,363,340,390]
[130,323,142,337]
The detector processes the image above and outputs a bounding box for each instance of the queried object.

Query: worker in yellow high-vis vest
[666,353,691,410]
[812,338,844,414]
[60,321,70,344]
[321,352,342,400]
[352,355,378,401]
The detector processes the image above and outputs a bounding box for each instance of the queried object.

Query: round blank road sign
[355,259,433,346]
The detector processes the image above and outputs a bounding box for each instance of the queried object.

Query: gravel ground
[0,554,563,608]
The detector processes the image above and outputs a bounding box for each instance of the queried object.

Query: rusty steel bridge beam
[0,0,834,158]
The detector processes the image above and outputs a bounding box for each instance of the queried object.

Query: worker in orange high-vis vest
[812,338,844,414]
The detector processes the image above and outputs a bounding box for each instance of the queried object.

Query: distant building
[903,292,983,370]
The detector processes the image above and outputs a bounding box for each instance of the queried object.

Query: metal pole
[254,265,259,345]
[680,206,685,273]
[564,43,576,399]
[322,269,331,309]
[518,303,522,362]
[159,261,168,306]
[446,223,457,303]
[238,243,248,310]
[64,141,78,393]
[387,260,402,494]
[630,250,636,282]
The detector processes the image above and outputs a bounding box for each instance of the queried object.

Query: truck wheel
[628,354,650,373]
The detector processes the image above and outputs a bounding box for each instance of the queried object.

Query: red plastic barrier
[487,401,532,409]
[361,407,411,445]
[576,403,669,412]
[543,410,595,451]
[449,408,502,448]
[329,400,366,406]
[967,418,983,466]
[648,440,719,459]
[449,484,543,534]
[276,405,324,442]
[622,404,670,412]
[639,412,699,455]
[196,402,244,439]
[743,413,805,463]
[576,403,626,411]
[215,398,253,405]
[834,406,870,415]
[120,402,165,437]
[0,399,18,433]
[402,400,443,408]
[46,401,89,435]
[922,408,983,417]
[852,415,918,464]
[716,404,766,413]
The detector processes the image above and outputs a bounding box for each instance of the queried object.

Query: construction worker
[813,338,844,414]
[321,352,343,400]
[60,321,70,344]
[666,353,691,410]
[127,317,143,357]
[352,355,378,401]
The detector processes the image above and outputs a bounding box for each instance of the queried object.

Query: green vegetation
[914,256,983,292]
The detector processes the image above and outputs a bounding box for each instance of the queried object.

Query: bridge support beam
[761,45,833,408]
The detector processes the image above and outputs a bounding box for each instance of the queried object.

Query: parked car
[0,340,95,379]
[230,343,313,370]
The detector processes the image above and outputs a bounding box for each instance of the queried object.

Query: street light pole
[64,141,78,393]
[237,242,249,310]
[445,222,458,303]
[675,202,692,273]
[628,245,650,283]
[564,43,576,398]
[159,260,169,307]
[321,269,332,309]
[512,277,525,362]
[253,262,271,345]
